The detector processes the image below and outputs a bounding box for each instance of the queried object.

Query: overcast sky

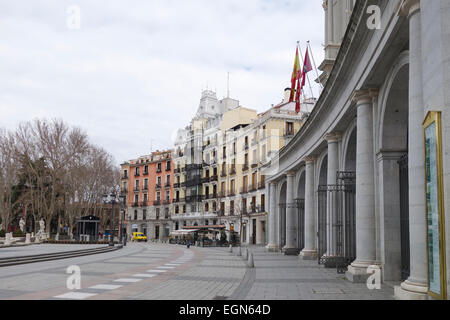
[0,0,324,165]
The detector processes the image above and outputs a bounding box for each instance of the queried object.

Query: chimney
[283,88,292,103]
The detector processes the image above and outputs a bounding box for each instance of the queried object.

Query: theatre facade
[262,0,450,300]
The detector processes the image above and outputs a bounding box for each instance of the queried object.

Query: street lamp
[102,193,125,247]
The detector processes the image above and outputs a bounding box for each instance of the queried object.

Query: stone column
[266,182,279,252]
[324,132,341,260]
[346,89,379,282]
[300,156,318,260]
[395,0,428,300]
[283,171,298,255]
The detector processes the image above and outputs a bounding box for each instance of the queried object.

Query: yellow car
[132,232,147,242]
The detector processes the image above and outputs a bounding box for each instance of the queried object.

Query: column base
[265,244,279,252]
[319,254,339,268]
[282,247,299,256]
[394,280,429,300]
[345,261,380,283]
[299,249,318,260]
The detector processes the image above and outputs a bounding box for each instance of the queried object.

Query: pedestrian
[186,239,191,249]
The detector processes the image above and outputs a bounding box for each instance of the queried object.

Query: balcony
[153,200,161,206]
[166,166,171,172]
[242,164,249,172]
[121,188,128,193]
[143,186,149,191]
[202,176,210,184]
[121,175,128,180]
[163,199,171,205]
[228,190,236,197]
[220,170,227,178]
[185,195,203,203]
[174,183,181,189]
[133,187,140,193]
[185,164,202,171]
[141,201,148,207]
[173,197,184,203]
[229,167,236,175]
[155,183,162,190]
[143,171,149,176]
[132,202,139,207]
[134,173,140,177]
[165,182,171,188]
[210,175,218,182]
[156,168,162,173]
[258,181,266,190]
[218,191,226,198]
[243,143,249,151]
[249,184,257,192]
[251,163,258,169]
[240,187,248,194]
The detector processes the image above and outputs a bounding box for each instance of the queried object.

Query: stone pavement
[0,243,396,300]
[197,246,396,300]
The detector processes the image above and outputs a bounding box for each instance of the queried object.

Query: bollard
[245,248,249,260]
[247,252,254,268]
[237,246,242,256]
[4,233,12,246]
[25,233,31,244]
[229,244,233,253]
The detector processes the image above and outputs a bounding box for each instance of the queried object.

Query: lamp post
[103,193,125,247]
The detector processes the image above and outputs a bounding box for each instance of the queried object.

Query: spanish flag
[289,45,301,102]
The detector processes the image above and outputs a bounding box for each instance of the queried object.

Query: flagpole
[298,45,306,101]
[307,41,323,89]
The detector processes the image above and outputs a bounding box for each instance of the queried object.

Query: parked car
[132,232,147,242]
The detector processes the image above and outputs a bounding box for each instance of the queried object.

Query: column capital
[285,171,296,178]
[398,0,420,17]
[352,89,378,106]
[303,155,317,164]
[269,181,277,186]
[323,132,342,143]
[322,0,328,10]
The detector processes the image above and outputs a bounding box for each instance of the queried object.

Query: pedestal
[299,249,318,260]
[345,261,381,283]
[265,244,279,252]
[394,280,429,300]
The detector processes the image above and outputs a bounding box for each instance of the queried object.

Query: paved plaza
[0,243,395,300]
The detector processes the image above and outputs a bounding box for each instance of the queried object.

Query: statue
[39,219,45,233]
[19,218,25,233]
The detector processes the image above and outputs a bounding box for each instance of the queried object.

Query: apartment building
[121,150,174,241]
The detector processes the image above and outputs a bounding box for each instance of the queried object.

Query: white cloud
[0,0,324,165]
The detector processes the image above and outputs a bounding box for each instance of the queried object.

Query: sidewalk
[213,246,396,300]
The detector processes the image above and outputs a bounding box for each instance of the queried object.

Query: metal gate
[335,172,356,274]
[296,198,305,252]
[317,186,328,264]
[398,155,410,280]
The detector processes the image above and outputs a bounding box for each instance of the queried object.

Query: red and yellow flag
[289,46,301,102]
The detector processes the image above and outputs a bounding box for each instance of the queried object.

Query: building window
[134,210,137,220]
[143,209,147,220]
[166,161,171,171]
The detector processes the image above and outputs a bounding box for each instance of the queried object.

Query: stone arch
[341,119,357,172]
[377,52,410,282]
[296,168,307,251]
[277,180,287,249]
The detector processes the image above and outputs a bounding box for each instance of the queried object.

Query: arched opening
[336,127,357,272]
[296,171,306,251]
[317,155,328,262]
[278,181,287,249]
[378,63,409,281]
